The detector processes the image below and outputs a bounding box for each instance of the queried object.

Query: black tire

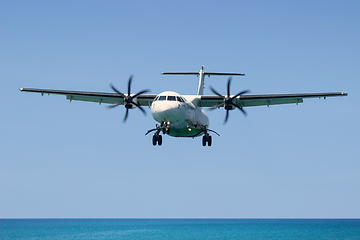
[152,135,157,146]
[158,135,162,146]
[202,136,206,146]
[208,136,212,146]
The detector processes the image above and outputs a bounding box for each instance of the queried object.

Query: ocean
[1,219,360,239]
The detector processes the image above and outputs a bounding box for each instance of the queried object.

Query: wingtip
[19,88,24,91]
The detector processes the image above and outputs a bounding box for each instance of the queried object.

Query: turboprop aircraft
[20,66,347,146]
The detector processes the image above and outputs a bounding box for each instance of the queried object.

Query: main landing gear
[146,125,220,147]
[202,135,212,146]
[152,134,162,146]
[200,126,219,147]
[146,124,165,146]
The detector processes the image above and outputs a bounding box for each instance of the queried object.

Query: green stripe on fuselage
[167,126,203,138]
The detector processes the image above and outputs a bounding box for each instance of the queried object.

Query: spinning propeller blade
[209,77,250,124]
[108,76,150,122]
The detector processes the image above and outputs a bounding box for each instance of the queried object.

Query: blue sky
[1,0,359,218]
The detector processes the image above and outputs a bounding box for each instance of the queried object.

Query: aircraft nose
[152,102,186,123]
[159,103,178,118]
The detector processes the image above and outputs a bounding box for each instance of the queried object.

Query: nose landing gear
[162,128,170,135]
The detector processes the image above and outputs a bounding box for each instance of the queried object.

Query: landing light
[167,121,171,125]
[188,128,191,131]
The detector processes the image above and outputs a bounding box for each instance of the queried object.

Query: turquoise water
[1,219,360,239]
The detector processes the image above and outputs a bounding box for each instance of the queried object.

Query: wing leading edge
[19,88,157,106]
[199,92,348,108]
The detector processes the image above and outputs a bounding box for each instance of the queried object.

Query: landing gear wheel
[152,134,162,146]
[152,135,157,146]
[202,135,212,146]
[158,135,162,146]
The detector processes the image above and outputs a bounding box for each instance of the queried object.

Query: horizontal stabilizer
[204,72,245,76]
[162,72,200,75]
[162,72,245,76]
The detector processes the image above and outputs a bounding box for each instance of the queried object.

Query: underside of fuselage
[163,124,204,138]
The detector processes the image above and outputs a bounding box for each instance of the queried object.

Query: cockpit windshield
[154,95,186,102]
[167,96,176,101]
[158,96,166,101]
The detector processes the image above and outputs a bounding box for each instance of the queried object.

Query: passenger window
[168,96,176,101]
[159,96,166,101]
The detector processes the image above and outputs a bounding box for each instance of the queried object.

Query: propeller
[209,77,250,124]
[107,76,150,122]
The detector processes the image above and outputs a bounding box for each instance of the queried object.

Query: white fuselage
[151,91,209,137]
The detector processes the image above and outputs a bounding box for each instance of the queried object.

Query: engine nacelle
[124,96,138,109]
[224,104,236,111]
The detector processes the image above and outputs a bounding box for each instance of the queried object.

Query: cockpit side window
[167,96,176,101]
[154,96,159,101]
[176,96,184,102]
[159,96,166,101]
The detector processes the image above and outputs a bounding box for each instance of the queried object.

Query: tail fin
[161,65,245,95]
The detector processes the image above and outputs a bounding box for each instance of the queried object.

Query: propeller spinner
[107,76,150,122]
[209,77,250,124]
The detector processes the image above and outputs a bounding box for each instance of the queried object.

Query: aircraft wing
[19,88,157,106]
[199,92,348,108]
